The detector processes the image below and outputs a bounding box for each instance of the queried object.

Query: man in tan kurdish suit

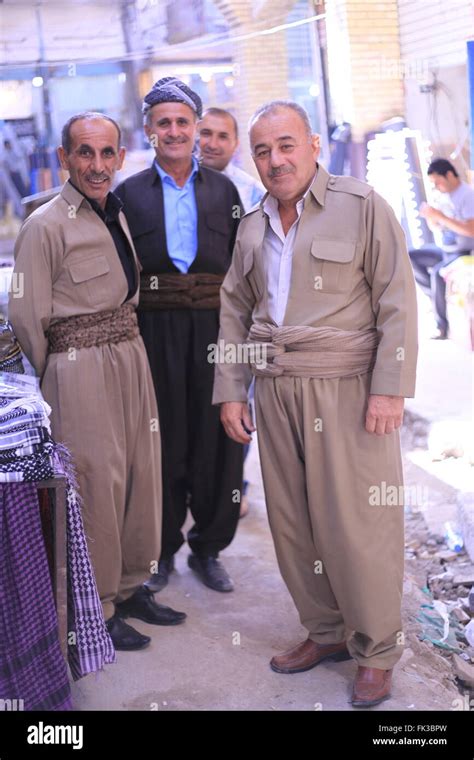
[9,113,185,651]
[212,101,418,707]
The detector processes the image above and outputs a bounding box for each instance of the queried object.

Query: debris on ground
[401,412,474,700]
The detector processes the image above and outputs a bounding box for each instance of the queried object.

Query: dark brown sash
[47,303,139,353]
[139,272,224,310]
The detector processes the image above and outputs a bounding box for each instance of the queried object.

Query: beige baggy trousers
[254,370,405,670]
[43,336,162,621]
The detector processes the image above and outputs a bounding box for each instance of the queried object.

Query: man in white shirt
[198,108,264,212]
[213,100,418,707]
[409,158,474,338]
[199,107,265,518]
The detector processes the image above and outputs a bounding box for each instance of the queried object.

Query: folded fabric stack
[0,319,25,375]
[0,318,60,484]
[0,322,115,711]
[0,374,60,483]
[0,482,74,710]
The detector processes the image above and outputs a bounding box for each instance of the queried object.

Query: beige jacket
[9,180,140,377]
[212,164,418,403]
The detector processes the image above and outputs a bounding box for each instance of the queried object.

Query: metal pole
[35,3,53,146]
[308,0,330,165]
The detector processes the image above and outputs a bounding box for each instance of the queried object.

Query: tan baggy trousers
[42,335,162,621]
[254,371,405,670]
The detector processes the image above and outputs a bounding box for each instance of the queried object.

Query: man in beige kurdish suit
[9,113,186,651]
[212,101,418,707]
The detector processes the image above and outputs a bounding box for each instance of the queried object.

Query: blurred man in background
[199,107,264,518]
[409,158,474,339]
[199,107,264,213]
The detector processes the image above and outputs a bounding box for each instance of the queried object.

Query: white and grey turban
[143,77,203,119]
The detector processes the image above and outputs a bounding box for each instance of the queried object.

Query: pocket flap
[310,238,356,263]
[68,255,110,284]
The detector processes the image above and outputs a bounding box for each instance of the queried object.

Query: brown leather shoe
[270,638,351,674]
[351,666,393,707]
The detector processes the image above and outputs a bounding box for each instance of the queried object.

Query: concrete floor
[70,437,460,712]
[70,288,466,712]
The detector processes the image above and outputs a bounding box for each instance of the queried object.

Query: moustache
[268,167,295,179]
[164,138,188,145]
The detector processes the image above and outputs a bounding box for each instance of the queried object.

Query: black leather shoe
[145,556,175,593]
[106,613,151,651]
[116,586,186,625]
[188,554,234,592]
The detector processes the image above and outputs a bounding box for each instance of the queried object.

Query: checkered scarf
[0,483,73,710]
[0,442,57,483]
[0,373,115,697]
[58,445,116,680]
[0,447,115,712]
[0,320,25,376]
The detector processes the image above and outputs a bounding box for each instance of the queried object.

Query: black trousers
[408,245,467,331]
[138,308,243,558]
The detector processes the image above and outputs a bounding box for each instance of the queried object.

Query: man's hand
[420,203,474,237]
[220,402,256,444]
[419,203,443,224]
[419,202,441,230]
[365,394,404,435]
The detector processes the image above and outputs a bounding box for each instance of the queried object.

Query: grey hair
[143,104,153,128]
[248,100,313,138]
[61,112,121,154]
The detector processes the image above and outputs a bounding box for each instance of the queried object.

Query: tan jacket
[212,164,418,403]
[9,180,140,377]
[8,183,162,619]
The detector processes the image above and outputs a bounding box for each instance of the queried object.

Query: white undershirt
[263,182,313,325]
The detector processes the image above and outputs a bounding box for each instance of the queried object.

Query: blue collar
[154,155,199,187]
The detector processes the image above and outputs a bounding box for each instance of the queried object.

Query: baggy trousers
[42,335,162,621]
[138,308,243,558]
[254,371,405,670]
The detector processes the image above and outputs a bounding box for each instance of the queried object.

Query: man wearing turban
[115,78,243,596]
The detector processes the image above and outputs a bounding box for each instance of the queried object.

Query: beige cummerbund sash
[47,303,140,353]
[139,272,224,310]
[247,323,379,378]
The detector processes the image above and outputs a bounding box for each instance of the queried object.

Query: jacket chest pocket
[67,255,111,306]
[310,239,356,294]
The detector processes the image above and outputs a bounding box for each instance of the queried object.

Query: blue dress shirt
[155,156,199,273]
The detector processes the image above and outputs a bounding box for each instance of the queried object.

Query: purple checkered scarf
[0,449,115,711]
[0,483,73,710]
[59,446,116,680]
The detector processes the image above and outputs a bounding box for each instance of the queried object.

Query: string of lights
[0,12,325,71]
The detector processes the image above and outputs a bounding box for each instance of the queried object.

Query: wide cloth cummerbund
[247,323,379,379]
[47,303,140,353]
[139,272,225,310]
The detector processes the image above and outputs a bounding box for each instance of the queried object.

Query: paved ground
[405,291,473,541]
[69,288,469,712]
[70,434,461,712]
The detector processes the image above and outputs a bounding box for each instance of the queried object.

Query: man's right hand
[220,402,256,444]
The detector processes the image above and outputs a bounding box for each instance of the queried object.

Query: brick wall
[214,0,297,174]
[325,0,404,141]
